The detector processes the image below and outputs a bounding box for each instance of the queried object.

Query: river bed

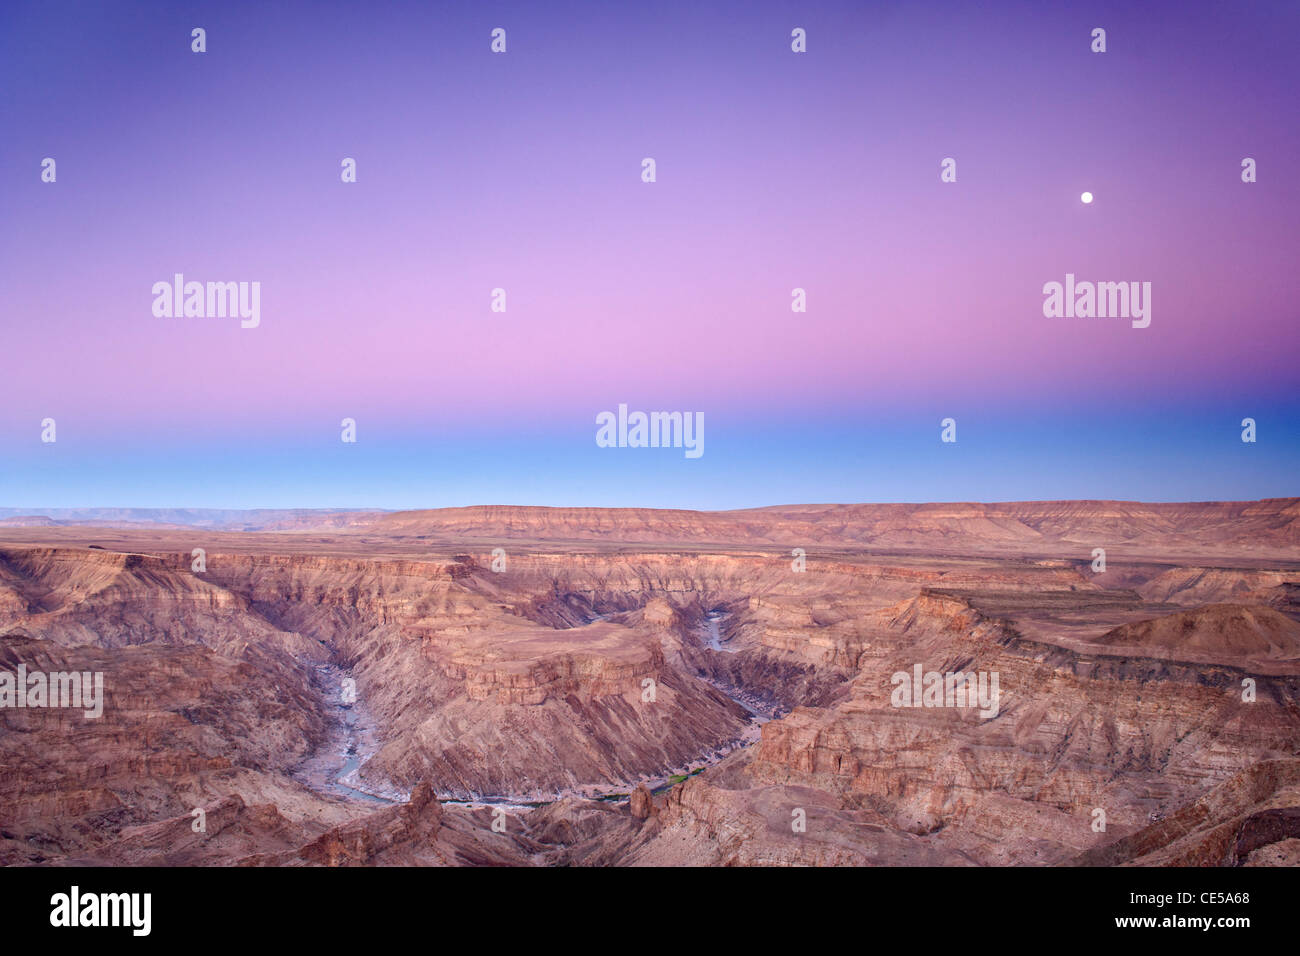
[293,663,403,806]
[295,612,777,810]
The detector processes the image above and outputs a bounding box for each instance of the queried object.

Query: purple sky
[2,0,1297,509]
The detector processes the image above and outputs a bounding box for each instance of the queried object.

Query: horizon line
[2,496,1297,515]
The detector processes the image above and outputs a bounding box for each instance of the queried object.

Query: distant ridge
[0,508,384,531]
[2,499,1296,558]
[356,499,1300,558]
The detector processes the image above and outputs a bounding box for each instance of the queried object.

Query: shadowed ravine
[294,664,399,807]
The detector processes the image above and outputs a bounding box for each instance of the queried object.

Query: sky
[1,0,1297,510]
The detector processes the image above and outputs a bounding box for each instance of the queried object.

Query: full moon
[1081,191,1094,204]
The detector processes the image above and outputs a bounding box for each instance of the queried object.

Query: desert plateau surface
[2,499,1298,867]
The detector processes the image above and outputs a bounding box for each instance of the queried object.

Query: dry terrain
[1,499,1298,866]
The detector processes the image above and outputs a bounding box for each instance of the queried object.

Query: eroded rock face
[1070,760,1300,866]
[1090,603,1300,670]
[629,784,656,821]
[297,783,444,866]
[739,593,1300,863]
[0,631,334,865]
[0,498,1297,866]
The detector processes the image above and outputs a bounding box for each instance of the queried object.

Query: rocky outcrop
[296,782,444,866]
[1071,759,1300,866]
[1087,603,1300,672]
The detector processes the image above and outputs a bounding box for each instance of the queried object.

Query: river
[295,611,776,809]
[293,663,400,807]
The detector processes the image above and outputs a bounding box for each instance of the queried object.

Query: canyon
[0,499,1297,866]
